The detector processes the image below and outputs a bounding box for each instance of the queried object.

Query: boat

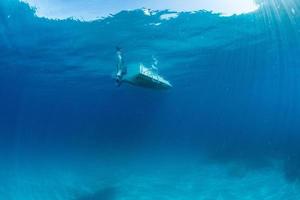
[113,48,172,89]
[122,63,172,89]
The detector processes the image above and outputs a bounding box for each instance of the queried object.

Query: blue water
[1,0,300,199]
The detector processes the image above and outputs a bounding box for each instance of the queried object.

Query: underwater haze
[1,0,300,199]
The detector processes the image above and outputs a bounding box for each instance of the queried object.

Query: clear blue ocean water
[1,0,300,199]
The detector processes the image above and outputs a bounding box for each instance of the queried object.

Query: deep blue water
[1,0,300,199]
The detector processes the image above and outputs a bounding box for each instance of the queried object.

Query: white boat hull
[123,64,172,89]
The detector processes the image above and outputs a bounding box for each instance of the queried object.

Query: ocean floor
[1,154,300,200]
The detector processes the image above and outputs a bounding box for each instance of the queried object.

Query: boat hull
[124,73,172,90]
